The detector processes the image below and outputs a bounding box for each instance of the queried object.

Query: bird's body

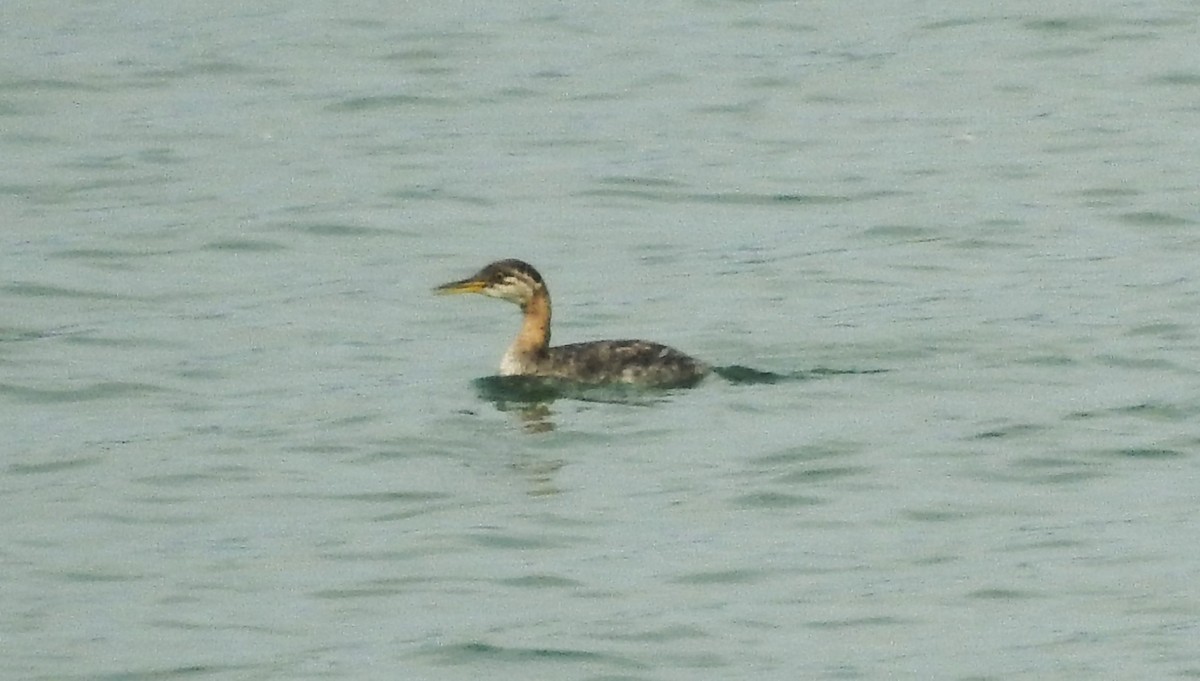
[436,259,708,388]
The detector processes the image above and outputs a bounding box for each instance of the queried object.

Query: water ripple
[418,641,646,669]
[0,381,167,403]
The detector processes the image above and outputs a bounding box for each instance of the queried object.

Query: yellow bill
[434,277,487,295]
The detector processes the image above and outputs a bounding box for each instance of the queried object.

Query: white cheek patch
[482,281,524,304]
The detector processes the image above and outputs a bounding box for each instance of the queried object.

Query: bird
[435,259,709,387]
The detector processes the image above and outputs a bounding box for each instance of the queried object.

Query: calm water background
[4,1,1200,679]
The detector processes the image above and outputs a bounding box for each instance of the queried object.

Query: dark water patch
[598,624,707,643]
[2,282,144,301]
[693,100,757,115]
[971,423,1045,440]
[161,60,254,78]
[73,153,137,170]
[383,47,444,62]
[1118,211,1193,227]
[922,17,995,31]
[0,77,104,93]
[422,641,643,668]
[465,529,578,551]
[1075,186,1141,198]
[90,511,205,527]
[283,222,393,237]
[51,247,175,260]
[88,663,252,680]
[806,616,908,629]
[1017,354,1078,367]
[860,223,941,241]
[903,508,974,523]
[730,492,823,509]
[496,574,581,588]
[138,147,188,166]
[3,176,163,203]
[136,467,256,487]
[1149,71,1200,86]
[1111,447,1185,459]
[494,85,544,99]
[152,617,282,634]
[1017,456,1101,472]
[751,442,864,465]
[8,456,101,475]
[372,505,462,522]
[597,175,686,189]
[1062,402,1195,422]
[993,457,1106,484]
[713,365,792,384]
[714,365,887,385]
[61,570,142,583]
[732,18,817,34]
[1075,183,1137,207]
[0,381,167,403]
[670,569,765,585]
[949,236,1027,250]
[1023,17,1109,33]
[1095,354,1180,370]
[327,94,453,111]
[63,334,179,349]
[288,443,356,456]
[1125,322,1193,340]
[311,585,408,599]
[388,187,495,206]
[967,588,1040,600]
[1022,45,1097,60]
[744,75,800,89]
[0,326,60,343]
[1111,401,1197,421]
[909,554,958,567]
[202,239,286,252]
[774,465,870,484]
[577,187,892,206]
[328,491,458,521]
[135,467,257,487]
[326,491,450,504]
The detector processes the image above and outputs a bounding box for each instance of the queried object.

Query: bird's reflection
[473,375,673,433]
[471,368,885,434]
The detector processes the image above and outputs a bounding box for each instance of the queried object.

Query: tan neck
[500,288,551,374]
[516,289,551,355]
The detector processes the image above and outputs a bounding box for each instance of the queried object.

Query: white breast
[499,347,525,375]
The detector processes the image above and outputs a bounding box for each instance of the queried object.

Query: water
[4,1,1200,679]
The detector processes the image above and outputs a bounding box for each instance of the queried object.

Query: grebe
[435,259,709,387]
